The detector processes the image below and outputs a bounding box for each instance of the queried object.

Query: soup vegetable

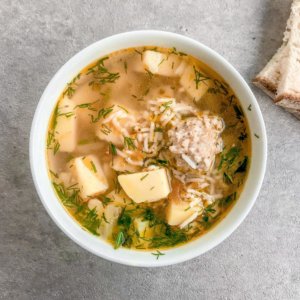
[47,47,251,252]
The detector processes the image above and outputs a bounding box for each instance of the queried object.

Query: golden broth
[46,47,251,251]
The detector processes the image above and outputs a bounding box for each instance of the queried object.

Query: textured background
[1,0,300,299]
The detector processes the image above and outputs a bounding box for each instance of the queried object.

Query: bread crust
[252,77,277,98]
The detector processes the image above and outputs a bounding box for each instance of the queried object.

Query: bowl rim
[30,30,267,267]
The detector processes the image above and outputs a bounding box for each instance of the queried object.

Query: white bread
[253,6,292,98]
[253,0,300,119]
[253,45,288,98]
[275,0,300,110]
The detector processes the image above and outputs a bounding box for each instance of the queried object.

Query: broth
[46,46,251,251]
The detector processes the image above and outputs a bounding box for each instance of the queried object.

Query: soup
[46,47,251,251]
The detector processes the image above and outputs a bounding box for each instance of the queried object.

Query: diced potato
[143,50,186,77]
[118,168,171,203]
[111,156,141,173]
[180,65,212,101]
[134,218,150,238]
[72,155,108,200]
[55,97,77,152]
[106,189,131,205]
[88,198,104,215]
[166,199,194,226]
[100,204,122,239]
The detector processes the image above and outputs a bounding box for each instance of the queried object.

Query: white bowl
[30,30,267,267]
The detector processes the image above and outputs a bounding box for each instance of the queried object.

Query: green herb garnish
[193,66,211,89]
[151,250,165,260]
[114,231,125,249]
[90,105,114,123]
[235,156,248,174]
[87,57,120,88]
[63,73,81,98]
[140,173,149,181]
[90,161,97,173]
[123,136,136,150]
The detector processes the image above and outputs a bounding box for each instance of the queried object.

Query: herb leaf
[235,156,248,174]
[151,250,165,260]
[87,57,120,87]
[115,231,125,249]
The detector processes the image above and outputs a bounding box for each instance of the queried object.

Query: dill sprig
[151,250,165,260]
[63,73,81,98]
[90,105,114,123]
[123,136,136,150]
[52,182,102,235]
[169,47,187,56]
[74,99,100,111]
[87,57,120,88]
[193,66,211,89]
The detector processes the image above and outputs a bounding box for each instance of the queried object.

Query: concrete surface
[0,0,299,299]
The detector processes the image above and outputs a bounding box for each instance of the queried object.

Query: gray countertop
[1,0,299,299]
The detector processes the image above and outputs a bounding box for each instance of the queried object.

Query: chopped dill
[235,156,248,174]
[238,131,248,141]
[124,61,128,73]
[102,196,113,206]
[90,105,114,123]
[100,124,112,135]
[145,69,154,79]
[90,161,97,173]
[49,170,58,178]
[87,57,120,88]
[193,66,211,89]
[83,208,101,235]
[155,159,169,166]
[254,133,260,139]
[161,100,174,112]
[117,105,129,113]
[223,172,233,184]
[218,146,240,170]
[114,231,125,249]
[101,212,109,224]
[134,49,143,59]
[151,250,165,260]
[123,136,136,150]
[63,73,81,98]
[110,142,117,156]
[154,127,163,132]
[57,111,75,118]
[53,141,60,155]
[140,173,149,181]
[74,99,100,111]
[233,104,244,120]
[248,104,252,111]
[169,47,187,56]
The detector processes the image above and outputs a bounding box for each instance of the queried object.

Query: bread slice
[253,5,292,98]
[253,0,300,119]
[274,0,300,110]
[253,45,288,98]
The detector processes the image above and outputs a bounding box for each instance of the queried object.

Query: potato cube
[55,97,77,152]
[72,155,108,200]
[100,204,122,239]
[118,168,171,203]
[143,50,187,77]
[180,65,212,101]
[166,199,194,226]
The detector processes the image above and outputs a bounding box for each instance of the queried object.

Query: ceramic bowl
[30,30,267,267]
